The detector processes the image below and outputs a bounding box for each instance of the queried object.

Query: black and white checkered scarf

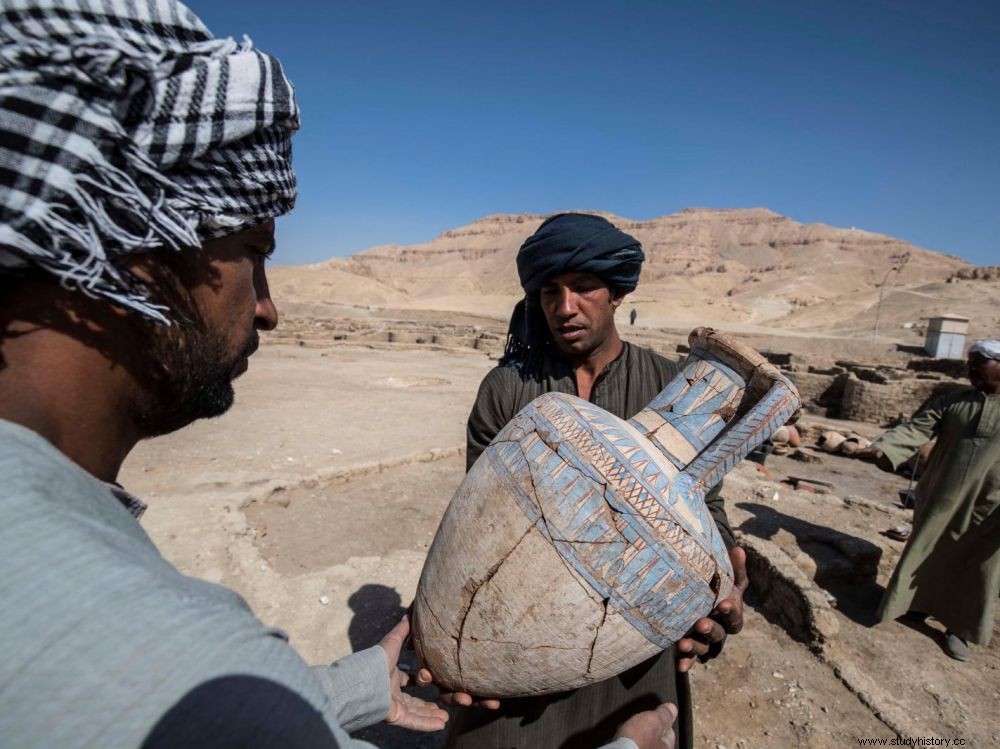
[0,0,299,322]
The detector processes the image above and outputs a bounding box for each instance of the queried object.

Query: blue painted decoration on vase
[413,328,801,697]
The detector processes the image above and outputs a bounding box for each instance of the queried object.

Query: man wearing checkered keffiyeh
[0,3,469,747]
[0,0,298,322]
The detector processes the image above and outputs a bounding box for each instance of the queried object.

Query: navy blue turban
[502,213,645,375]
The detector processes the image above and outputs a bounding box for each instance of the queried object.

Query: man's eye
[252,246,275,262]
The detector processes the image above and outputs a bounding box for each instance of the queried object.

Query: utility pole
[872,252,910,342]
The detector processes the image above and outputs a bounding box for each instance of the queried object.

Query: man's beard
[133,323,258,438]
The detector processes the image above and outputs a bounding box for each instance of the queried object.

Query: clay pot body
[413,328,800,697]
[820,430,847,453]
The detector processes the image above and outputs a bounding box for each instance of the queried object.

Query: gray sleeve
[141,671,384,749]
[311,646,392,733]
[133,613,391,749]
[134,624,392,748]
[0,429,392,749]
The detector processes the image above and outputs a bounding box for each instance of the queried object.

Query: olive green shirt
[874,388,1000,644]
[467,342,734,547]
[450,341,734,749]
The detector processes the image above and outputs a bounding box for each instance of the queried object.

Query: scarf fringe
[0,134,208,323]
[0,3,299,322]
[499,296,550,378]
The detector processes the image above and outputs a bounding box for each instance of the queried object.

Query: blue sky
[195,1,999,266]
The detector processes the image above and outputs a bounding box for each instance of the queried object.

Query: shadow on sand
[736,502,885,627]
[347,583,408,653]
[347,583,445,748]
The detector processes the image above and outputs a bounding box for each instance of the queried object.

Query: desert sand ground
[120,312,999,749]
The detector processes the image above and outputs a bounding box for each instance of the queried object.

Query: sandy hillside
[269,208,998,338]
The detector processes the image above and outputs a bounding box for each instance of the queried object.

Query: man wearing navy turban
[455,213,747,749]
[500,213,645,378]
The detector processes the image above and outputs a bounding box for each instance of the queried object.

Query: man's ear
[610,288,627,309]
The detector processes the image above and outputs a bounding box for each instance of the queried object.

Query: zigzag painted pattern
[534,397,718,585]
[685,383,799,489]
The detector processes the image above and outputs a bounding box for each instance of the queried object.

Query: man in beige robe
[864,339,1000,661]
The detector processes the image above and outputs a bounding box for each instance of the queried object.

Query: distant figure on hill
[630,307,638,326]
[860,339,1000,662]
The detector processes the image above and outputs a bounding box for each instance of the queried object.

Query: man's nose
[254,267,279,331]
[555,287,578,317]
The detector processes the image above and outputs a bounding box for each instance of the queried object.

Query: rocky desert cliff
[270,208,999,339]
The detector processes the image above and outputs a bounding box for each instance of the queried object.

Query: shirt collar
[542,341,631,387]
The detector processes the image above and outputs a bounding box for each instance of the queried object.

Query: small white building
[925,314,969,359]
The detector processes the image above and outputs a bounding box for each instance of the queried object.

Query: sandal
[884,525,911,542]
[944,631,971,662]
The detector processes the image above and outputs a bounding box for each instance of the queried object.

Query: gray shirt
[0,419,391,748]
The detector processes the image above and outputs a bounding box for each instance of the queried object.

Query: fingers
[675,553,750,677]
[715,546,748,634]
[653,702,678,739]
[441,692,473,707]
[388,694,450,732]
[676,652,696,673]
[682,618,727,650]
[676,635,706,660]
[656,702,678,722]
[614,702,678,747]
[677,618,727,672]
[438,692,501,709]
[676,632,711,673]
[717,600,744,634]
[415,667,471,706]
[714,601,744,635]
[729,546,749,592]
[414,668,500,709]
[378,615,411,661]
[655,703,678,748]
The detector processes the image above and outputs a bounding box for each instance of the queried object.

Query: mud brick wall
[840,376,965,425]
[786,371,837,405]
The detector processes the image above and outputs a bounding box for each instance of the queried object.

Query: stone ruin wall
[837,376,965,424]
[785,371,835,406]
[673,344,967,427]
[784,368,966,426]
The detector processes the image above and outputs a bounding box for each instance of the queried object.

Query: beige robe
[874,388,1000,644]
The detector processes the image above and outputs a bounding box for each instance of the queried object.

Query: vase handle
[678,328,801,490]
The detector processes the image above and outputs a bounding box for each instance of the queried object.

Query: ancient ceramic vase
[413,328,800,697]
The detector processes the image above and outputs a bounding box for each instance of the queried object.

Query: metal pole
[872,252,910,343]
[872,268,892,342]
